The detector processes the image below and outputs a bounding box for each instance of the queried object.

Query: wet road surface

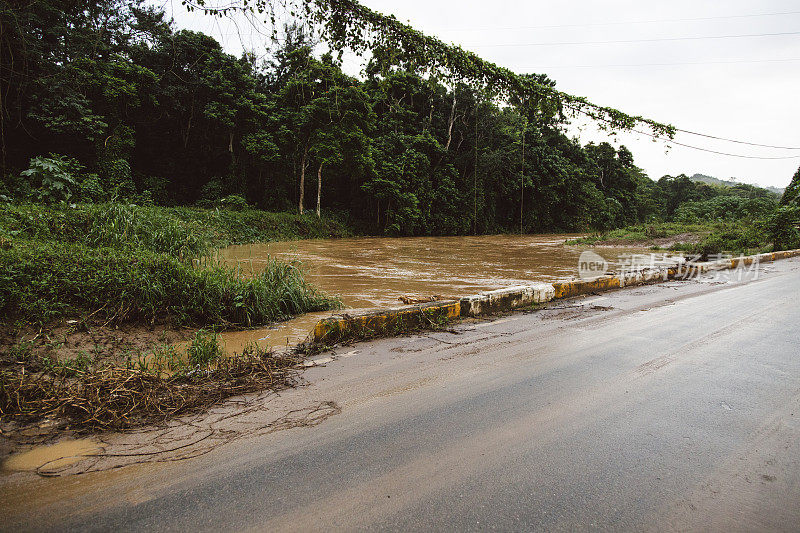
[3,258,800,531]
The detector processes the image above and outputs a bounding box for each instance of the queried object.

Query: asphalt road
[3,258,800,531]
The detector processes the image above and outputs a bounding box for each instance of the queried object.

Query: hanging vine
[183,0,675,138]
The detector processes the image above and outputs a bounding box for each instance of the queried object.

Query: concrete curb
[312,299,461,344]
[310,248,800,343]
[459,283,555,317]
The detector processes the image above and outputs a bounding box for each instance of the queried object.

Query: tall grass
[0,240,338,326]
[86,203,212,259]
[0,202,343,326]
[0,202,352,254]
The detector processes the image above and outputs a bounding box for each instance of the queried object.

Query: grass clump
[566,220,784,260]
[0,201,344,327]
[565,222,714,246]
[0,240,338,326]
[187,329,222,367]
[0,201,346,435]
[670,221,771,259]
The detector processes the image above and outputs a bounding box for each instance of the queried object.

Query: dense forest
[0,0,785,235]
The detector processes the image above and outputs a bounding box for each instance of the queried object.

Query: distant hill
[690,173,784,196]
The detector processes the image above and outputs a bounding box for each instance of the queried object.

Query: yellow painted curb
[312,300,461,344]
[306,248,800,345]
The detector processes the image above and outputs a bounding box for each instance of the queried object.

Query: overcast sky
[162,0,800,188]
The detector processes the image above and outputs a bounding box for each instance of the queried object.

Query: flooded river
[213,234,649,351]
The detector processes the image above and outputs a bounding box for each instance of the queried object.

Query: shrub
[78,173,105,202]
[217,194,249,211]
[767,206,800,251]
[139,175,170,205]
[86,203,212,259]
[197,177,228,207]
[21,155,79,203]
[686,222,767,259]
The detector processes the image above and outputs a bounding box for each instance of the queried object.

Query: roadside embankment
[310,249,800,344]
[0,202,347,437]
[0,203,350,327]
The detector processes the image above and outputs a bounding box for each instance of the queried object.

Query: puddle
[3,439,101,472]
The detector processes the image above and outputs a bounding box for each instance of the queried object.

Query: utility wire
[570,107,800,159]
[674,128,800,150]
[445,10,800,32]
[474,30,800,48]
[643,136,800,159]
[534,57,800,69]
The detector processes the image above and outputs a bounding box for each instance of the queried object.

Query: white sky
[159,0,800,188]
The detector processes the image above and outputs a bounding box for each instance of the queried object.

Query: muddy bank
[587,232,702,248]
[1,322,194,366]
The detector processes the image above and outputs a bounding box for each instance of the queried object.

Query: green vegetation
[566,171,800,259]
[571,220,779,260]
[4,1,792,240]
[0,197,344,433]
[0,203,342,327]
[189,0,673,137]
[566,222,715,246]
[0,202,351,256]
[0,238,338,327]
[675,222,771,259]
[3,0,672,236]
[690,173,784,197]
[187,329,223,367]
[767,206,800,252]
[780,167,800,207]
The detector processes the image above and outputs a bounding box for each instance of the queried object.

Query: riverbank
[216,234,651,351]
[0,202,348,437]
[565,220,774,259]
[0,202,350,322]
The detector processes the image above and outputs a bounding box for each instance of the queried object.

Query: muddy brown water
[210,234,649,352]
[3,439,101,473]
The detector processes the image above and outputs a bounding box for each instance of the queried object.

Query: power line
[531,57,800,69]
[644,136,800,159]
[473,30,800,48]
[675,128,800,150]
[570,107,800,159]
[444,10,800,32]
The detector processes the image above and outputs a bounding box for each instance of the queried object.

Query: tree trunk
[520,121,526,235]
[316,161,324,218]
[0,39,5,175]
[183,99,195,148]
[444,93,457,151]
[299,144,308,215]
[474,99,479,235]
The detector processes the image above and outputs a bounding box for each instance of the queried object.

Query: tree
[781,166,800,207]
